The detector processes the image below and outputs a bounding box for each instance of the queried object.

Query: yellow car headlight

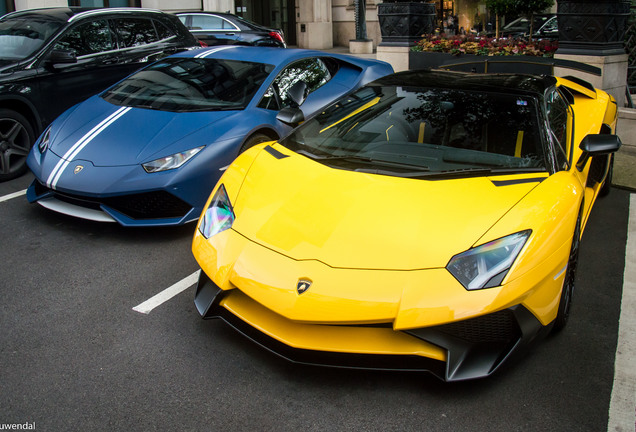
[447,230,531,290]
[199,184,235,239]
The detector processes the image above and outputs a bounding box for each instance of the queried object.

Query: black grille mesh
[34,181,191,220]
[431,309,519,344]
[102,191,191,219]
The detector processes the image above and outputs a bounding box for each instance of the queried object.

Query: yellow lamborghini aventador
[191,70,621,381]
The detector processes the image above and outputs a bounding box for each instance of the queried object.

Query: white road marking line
[133,270,200,315]
[0,189,27,203]
[607,194,636,432]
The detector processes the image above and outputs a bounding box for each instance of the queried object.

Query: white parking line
[133,270,200,315]
[607,194,636,432]
[0,189,26,203]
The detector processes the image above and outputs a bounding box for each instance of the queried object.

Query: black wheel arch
[552,200,584,333]
[239,128,279,151]
[0,96,42,136]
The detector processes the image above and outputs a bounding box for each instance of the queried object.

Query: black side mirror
[48,49,77,65]
[287,80,308,108]
[276,107,304,126]
[576,134,622,171]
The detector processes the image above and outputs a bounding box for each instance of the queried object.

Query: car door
[180,13,241,46]
[35,17,122,127]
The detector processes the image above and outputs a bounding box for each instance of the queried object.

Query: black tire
[599,154,614,197]
[239,133,274,154]
[552,208,582,332]
[0,109,36,182]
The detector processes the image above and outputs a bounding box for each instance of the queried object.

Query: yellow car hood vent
[231,146,541,270]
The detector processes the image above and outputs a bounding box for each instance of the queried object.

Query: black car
[500,15,558,39]
[176,12,285,48]
[0,7,200,181]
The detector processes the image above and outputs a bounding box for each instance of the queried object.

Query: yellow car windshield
[280,85,547,178]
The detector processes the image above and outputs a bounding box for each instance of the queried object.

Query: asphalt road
[0,173,630,432]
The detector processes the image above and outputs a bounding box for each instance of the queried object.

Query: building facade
[3,0,557,49]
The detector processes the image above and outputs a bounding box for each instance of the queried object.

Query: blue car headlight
[142,146,204,173]
[38,126,51,153]
[199,184,235,239]
[446,230,531,290]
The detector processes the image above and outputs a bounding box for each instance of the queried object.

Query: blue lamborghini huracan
[27,46,393,226]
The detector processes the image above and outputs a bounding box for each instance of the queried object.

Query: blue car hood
[49,97,237,167]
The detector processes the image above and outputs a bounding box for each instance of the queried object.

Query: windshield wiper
[296,150,431,175]
[430,167,544,179]
[440,168,493,175]
[354,168,432,178]
[315,154,376,163]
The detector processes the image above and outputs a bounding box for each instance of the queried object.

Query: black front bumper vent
[33,181,192,220]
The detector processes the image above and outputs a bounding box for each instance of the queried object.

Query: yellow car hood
[231,145,543,270]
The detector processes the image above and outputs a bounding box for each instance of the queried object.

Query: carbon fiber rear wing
[411,54,602,76]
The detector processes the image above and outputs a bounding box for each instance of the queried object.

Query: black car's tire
[239,133,274,154]
[553,208,582,333]
[599,154,614,197]
[0,109,36,182]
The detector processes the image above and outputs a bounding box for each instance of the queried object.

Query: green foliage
[486,0,554,17]
[514,0,554,41]
[515,0,555,17]
[485,0,517,17]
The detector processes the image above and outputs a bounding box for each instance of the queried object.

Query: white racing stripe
[0,189,26,203]
[194,45,234,59]
[132,270,200,314]
[607,194,636,431]
[46,106,132,189]
[47,47,232,189]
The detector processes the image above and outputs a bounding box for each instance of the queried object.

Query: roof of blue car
[173,45,359,66]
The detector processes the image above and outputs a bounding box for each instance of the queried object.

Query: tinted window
[541,17,558,33]
[259,58,333,110]
[191,15,225,30]
[222,19,236,30]
[0,16,63,60]
[114,18,158,48]
[546,89,570,168]
[280,85,546,177]
[546,90,568,146]
[54,19,115,56]
[102,58,274,112]
[153,20,175,41]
